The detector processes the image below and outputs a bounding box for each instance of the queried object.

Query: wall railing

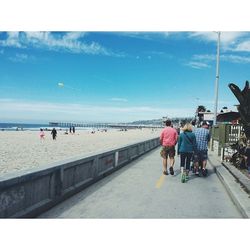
[0,137,160,218]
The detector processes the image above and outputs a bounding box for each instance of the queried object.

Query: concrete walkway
[40,148,242,218]
[208,151,250,218]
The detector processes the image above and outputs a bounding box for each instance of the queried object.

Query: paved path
[40,148,242,218]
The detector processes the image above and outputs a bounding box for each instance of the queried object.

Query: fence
[210,124,243,161]
[0,137,160,218]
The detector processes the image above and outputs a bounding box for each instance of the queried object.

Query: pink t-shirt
[160,127,178,146]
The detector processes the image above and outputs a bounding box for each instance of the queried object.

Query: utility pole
[213,31,221,126]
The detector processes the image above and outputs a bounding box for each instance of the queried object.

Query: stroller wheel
[202,168,208,177]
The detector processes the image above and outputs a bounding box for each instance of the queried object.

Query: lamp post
[195,98,200,123]
[213,31,221,126]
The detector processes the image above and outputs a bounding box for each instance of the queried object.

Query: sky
[1,31,250,123]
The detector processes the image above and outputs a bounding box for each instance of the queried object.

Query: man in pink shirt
[160,119,178,175]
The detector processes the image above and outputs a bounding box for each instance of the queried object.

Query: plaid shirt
[193,127,210,151]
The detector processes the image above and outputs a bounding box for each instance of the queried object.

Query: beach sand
[0,128,161,175]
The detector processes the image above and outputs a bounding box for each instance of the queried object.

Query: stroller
[190,158,208,177]
[181,157,207,183]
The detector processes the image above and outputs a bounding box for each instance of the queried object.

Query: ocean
[0,123,97,131]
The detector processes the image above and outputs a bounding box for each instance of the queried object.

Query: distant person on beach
[193,121,210,176]
[160,119,178,175]
[69,126,72,133]
[39,128,45,140]
[51,128,57,140]
[177,123,197,182]
[72,126,75,134]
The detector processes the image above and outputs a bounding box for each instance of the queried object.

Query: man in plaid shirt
[193,121,210,176]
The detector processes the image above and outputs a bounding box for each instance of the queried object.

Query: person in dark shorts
[51,128,57,140]
[160,119,178,175]
[193,121,210,176]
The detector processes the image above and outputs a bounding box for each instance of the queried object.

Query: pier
[49,121,163,129]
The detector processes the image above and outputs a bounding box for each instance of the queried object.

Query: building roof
[216,111,240,122]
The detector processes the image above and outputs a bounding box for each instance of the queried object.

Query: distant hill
[130,117,193,125]
[130,119,162,125]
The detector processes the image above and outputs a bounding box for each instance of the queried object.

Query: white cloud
[24,32,110,55]
[0,32,122,57]
[148,51,173,58]
[0,99,157,114]
[162,32,170,37]
[188,52,250,68]
[116,32,177,41]
[192,54,215,61]
[185,61,210,69]
[110,98,128,102]
[0,32,23,48]
[221,54,250,63]
[62,32,86,40]
[234,40,250,51]
[188,31,250,54]
[0,99,194,122]
[117,32,155,40]
[8,53,35,63]
[201,100,237,111]
[189,31,246,44]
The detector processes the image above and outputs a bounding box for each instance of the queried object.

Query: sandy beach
[0,128,161,175]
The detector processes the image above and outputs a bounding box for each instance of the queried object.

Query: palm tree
[196,105,206,123]
[196,105,206,113]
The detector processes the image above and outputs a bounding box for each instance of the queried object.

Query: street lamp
[213,31,221,126]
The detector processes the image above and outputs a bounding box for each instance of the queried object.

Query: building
[197,110,240,125]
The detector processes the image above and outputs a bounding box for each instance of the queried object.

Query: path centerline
[156,175,166,188]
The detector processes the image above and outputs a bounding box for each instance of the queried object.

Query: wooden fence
[210,124,243,161]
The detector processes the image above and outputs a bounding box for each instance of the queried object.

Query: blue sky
[1,31,250,123]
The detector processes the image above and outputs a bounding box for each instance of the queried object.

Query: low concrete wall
[0,137,160,218]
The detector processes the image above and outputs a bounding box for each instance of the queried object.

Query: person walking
[160,119,178,175]
[177,123,197,182]
[193,121,210,176]
[51,128,57,140]
[39,128,45,140]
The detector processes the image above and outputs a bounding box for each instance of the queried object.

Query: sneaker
[195,169,199,176]
[181,172,185,183]
[163,170,169,175]
[169,167,174,175]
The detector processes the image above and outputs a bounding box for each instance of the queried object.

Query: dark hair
[191,120,196,126]
[165,120,172,126]
[201,121,208,126]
